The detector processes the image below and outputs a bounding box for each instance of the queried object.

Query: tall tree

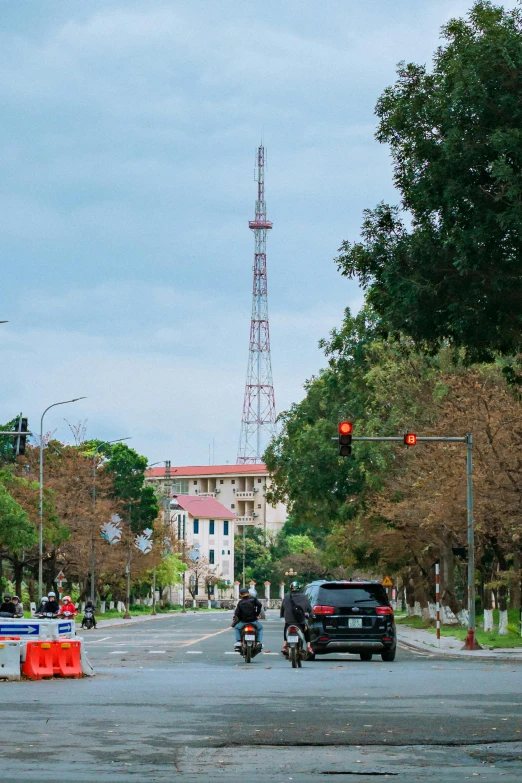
[336,2,522,360]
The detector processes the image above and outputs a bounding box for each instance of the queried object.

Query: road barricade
[22,640,54,680]
[0,640,21,681]
[52,640,82,678]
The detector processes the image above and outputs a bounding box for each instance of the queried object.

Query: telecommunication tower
[237,145,277,464]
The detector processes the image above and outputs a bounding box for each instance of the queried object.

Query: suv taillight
[376,606,394,615]
[313,605,335,615]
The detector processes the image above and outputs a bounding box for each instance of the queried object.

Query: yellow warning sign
[382,575,393,587]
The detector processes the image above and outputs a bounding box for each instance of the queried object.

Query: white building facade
[145,464,287,534]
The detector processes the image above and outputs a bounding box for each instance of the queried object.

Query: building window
[231,479,235,484]
[209,520,215,535]
[258,504,261,509]
[223,521,229,536]
[194,480,198,485]
[220,479,224,484]
[193,519,199,534]
[231,504,235,509]
[258,478,262,483]
[222,550,225,555]
[228,550,230,555]
[209,549,215,564]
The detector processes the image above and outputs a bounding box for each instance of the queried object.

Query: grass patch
[397,610,522,649]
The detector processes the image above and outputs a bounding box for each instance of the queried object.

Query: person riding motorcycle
[41,592,60,616]
[280,581,313,656]
[58,595,77,617]
[0,593,16,616]
[232,586,264,651]
[81,599,97,629]
[11,595,24,618]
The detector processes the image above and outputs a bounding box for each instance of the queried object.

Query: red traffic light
[339,421,353,435]
[404,433,417,446]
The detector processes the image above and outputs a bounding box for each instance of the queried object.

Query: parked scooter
[285,624,307,668]
[240,623,261,663]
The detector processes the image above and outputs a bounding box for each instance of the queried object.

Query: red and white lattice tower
[237,145,277,464]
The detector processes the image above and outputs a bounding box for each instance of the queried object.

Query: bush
[129,604,149,613]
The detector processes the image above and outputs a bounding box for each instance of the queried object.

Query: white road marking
[148,651,166,654]
[85,636,111,644]
[263,652,279,655]
[109,651,129,655]
[186,650,202,654]
[224,651,240,655]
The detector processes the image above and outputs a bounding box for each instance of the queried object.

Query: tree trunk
[440,532,464,616]
[13,556,23,600]
[511,551,521,611]
[483,586,494,632]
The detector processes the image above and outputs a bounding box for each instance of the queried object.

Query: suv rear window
[316,583,389,607]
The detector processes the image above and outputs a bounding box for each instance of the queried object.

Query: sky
[1,0,517,466]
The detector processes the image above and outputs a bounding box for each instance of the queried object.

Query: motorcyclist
[81,599,97,629]
[0,593,16,616]
[58,595,77,617]
[42,591,60,616]
[280,581,314,656]
[11,595,24,618]
[232,586,264,651]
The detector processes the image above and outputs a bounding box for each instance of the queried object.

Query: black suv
[305,580,396,661]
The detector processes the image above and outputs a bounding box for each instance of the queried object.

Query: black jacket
[280,592,312,624]
[234,596,262,623]
[0,601,16,616]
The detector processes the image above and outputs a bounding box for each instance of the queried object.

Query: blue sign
[58,621,73,634]
[0,624,39,635]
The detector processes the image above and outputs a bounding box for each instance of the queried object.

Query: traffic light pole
[339,433,476,644]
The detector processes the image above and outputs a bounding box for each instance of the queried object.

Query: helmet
[63,596,71,602]
[3,593,11,600]
[239,587,250,596]
[48,591,56,598]
[12,595,19,601]
[290,581,301,592]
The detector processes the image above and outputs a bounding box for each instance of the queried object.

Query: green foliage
[0,479,36,552]
[286,534,316,554]
[150,553,185,590]
[336,1,522,360]
[87,440,159,531]
[0,417,20,465]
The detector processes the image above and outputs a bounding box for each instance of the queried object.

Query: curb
[397,631,522,661]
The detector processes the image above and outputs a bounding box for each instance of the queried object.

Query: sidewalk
[397,623,522,660]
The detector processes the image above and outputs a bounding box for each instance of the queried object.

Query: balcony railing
[235,491,254,499]
[236,516,254,524]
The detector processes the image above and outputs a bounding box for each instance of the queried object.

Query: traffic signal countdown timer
[404,433,417,446]
[338,421,353,457]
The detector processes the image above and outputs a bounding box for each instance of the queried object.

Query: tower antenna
[237,145,277,464]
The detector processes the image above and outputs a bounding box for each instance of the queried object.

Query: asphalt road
[1,610,522,782]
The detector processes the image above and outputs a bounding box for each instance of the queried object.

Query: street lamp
[91,438,131,602]
[285,568,298,580]
[39,397,86,600]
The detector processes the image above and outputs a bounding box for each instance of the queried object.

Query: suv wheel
[359,652,372,661]
[381,648,396,662]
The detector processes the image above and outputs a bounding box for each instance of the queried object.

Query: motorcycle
[82,608,95,630]
[285,624,307,668]
[240,623,261,663]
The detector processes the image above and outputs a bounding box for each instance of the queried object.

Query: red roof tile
[172,495,236,520]
[146,464,267,478]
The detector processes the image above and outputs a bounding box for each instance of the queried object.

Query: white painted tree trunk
[483,609,494,632]
[428,603,436,620]
[407,605,415,616]
[457,608,469,627]
[414,601,422,617]
[421,605,431,622]
[498,609,509,635]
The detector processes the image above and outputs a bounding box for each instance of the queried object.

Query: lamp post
[285,567,298,582]
[39,397,86,601]
[91,438,131,602]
